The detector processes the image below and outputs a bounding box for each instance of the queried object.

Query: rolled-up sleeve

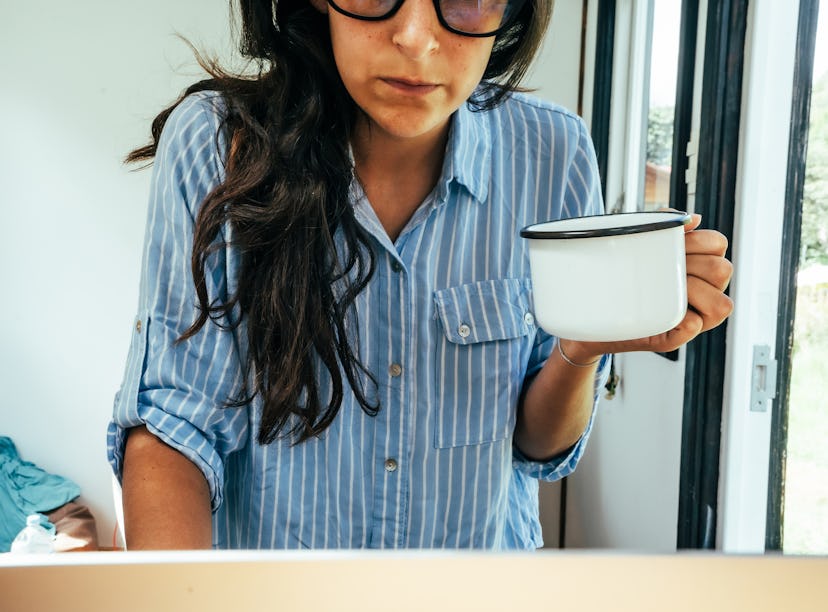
[514,114,609,482]
[513,353,610,481]
[107,92,248,512]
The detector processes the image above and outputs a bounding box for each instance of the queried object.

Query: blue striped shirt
[108,90,609,550]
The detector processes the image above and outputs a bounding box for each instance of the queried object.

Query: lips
[381,77,439,94]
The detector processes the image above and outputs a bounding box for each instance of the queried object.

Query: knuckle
[714,258,734,284]
[705,229,729,251]
[712,295,735,321]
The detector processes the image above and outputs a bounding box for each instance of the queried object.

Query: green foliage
[647,105,675,167]
[784,73,828,556]
[801,73,828,266]
[785,283,828,554]
[793,284,828,351]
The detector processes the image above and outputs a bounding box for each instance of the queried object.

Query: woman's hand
[559,213,734,365]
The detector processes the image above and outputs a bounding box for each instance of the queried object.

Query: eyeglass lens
[330,0,519,36]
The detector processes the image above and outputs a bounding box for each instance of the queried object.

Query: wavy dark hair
[127,0,554,445]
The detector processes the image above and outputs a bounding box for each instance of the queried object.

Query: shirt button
[385,458,398,472]
[458,324,471,339]
[524,312,535,326]
[135,320,142,334]
[391,261,403,273]
[389,363,403,377]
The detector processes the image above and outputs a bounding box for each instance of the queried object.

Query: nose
[390,0,441,60]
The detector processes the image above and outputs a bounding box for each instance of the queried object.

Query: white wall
[0,1,239,547]
[529,0,586,114]
[0,1,584,548]
[565,352,685,551]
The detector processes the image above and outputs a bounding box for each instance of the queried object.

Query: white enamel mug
[520,211,691,342]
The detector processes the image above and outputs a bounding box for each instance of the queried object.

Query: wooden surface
[1,550,826,611]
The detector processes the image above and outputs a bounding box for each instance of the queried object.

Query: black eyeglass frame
[325,0,527,38]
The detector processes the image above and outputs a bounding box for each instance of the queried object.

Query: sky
[648,2,828,107]
[649,1,682,108]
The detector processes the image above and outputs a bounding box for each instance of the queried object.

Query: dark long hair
[127,0,554,445]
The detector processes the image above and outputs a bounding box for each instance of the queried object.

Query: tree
[801,72,828,266]
[647,105,675,168]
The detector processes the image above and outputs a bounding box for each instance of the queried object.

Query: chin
[370,111,449,141]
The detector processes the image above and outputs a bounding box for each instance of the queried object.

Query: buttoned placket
[351,175,444,548]
[367,244,416,549]
[382,253,414,546]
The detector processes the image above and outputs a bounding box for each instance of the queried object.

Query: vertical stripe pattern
[108,89,609,550]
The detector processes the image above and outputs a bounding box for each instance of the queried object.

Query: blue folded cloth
[0,436,81,551]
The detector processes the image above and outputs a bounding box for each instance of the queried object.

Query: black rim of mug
[519,211,692,240]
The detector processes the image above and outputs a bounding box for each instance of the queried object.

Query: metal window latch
[685,138,699,196]
[750,344,778,412]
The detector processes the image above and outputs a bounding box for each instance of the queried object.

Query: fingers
[610,258,732,354]
[685,228,728,256]
[610,309,704,355]
[659,309,705,351]
[622,255,733,354]
[684,223,733,331]
[593,212,733,355]
[686,254,733,291]
[687,275,734,332]
[655,207,700,233]
[683,212,702,233]
[682,219,732,332]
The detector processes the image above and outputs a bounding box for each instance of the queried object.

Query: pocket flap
[433,278,535,345]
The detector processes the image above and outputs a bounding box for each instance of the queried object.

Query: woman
[109,0,733,550]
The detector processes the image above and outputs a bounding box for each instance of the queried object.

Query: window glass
[784,4,828,555]
[643,1,683,210]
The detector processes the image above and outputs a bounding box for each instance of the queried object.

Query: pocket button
[458,324,471,339]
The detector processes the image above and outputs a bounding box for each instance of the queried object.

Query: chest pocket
[432,278,536,449]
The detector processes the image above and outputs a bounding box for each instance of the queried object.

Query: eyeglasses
[325,0,527,38]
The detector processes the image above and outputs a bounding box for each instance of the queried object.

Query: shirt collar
[439,100,491,204]
[347,98,492,209]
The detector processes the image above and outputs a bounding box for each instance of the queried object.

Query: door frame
[717,0,803,552]
[581,0,812,553]
[765,0,822,551]
[676,0,747,550]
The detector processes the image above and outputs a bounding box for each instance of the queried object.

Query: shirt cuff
[107,405,227,513]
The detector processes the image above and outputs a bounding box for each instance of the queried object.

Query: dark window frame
[765,0,821,552]
[676,0,747,549]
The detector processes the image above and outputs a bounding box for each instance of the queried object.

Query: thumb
[684,213,702,233]
[656,207,699,232]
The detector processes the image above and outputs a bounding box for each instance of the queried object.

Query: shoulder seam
[505,91,582,122]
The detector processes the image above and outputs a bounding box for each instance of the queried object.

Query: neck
[351,116,450,192]
[350,116,452,241]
